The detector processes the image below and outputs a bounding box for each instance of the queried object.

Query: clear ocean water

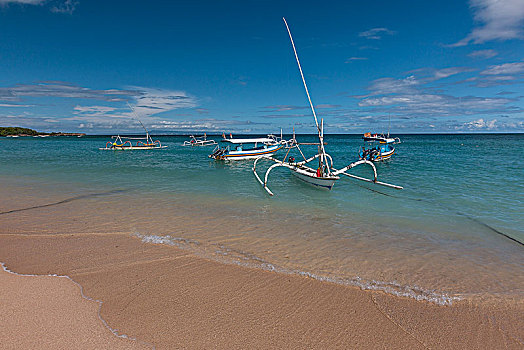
[1,134,522,305]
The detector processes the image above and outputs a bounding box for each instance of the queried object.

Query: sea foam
[132,232,460,306]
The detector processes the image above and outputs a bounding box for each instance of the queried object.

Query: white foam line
[132,233,460,306]
[1,262,155,350]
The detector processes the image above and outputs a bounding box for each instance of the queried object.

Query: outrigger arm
[331,160,403,190]
[253,156,403,196]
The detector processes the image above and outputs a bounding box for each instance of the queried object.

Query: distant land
[0,127,85,137]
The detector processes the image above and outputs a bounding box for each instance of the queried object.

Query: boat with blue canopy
[209,134,284,160]
[359,133,400,161]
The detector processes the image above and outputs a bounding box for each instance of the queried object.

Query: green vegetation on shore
[0,127,85,137]
[0,127,39,136]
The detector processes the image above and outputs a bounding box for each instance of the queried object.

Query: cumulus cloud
[460,118,497,129]
[355,66,521,121]
[358,28,396,40]
[453,0,524,46]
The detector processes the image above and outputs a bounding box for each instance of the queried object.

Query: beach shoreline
[1,231,522,349]
[0,260,150,350]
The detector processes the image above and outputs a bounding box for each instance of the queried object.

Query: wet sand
[0,263,149,349]
[0,232,522,349]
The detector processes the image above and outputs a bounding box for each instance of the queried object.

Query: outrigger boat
[209,133,284,160]
[362,132,400,144]
[359,132,400,161]
[252,18,402,196]
[182,133,217,147]
[99,105,166,150]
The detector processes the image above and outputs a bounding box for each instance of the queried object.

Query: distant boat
[99,104,167,150]
[100,134,166,150]
[359,132,401,162]
[362,132,400,144]
[182,134,217,147]
[209,134,284,160]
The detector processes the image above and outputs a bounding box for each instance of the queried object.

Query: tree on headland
[0,127,39,136]
[0,127,86,137]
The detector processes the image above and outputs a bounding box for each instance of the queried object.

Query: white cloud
[0,81,136,102]
[345,57,368,62]
[364,75,420,96]
[358,28,396,40]
[468,49,498,58]
[480,61,524,75]
[433,67,474,79]
[0,0,43,4]
[0,103,33,107]
[356,68,521,119]
[461,118,497,129]
[0,82,200,132]
[453,0,524,46]
[51,0,77,14]
[130,87,197,118]
[0,0,77,14]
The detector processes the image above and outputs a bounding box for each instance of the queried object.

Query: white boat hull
[291,168,338,190]
[99,145,167,150]
[218,145,283,160]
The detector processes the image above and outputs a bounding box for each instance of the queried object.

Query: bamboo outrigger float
[252,18,402,196]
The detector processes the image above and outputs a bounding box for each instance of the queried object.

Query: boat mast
[388,113,391,138]
[127,102,152,143]
[283,17,329,171]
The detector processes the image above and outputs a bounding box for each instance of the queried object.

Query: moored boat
[209,135,283,160]
[252,18,403,196]
[99,106,166,150]
[359,133,400,162]
[183,134,217,147]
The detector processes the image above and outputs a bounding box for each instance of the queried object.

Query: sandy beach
[0,263,149,349]
[0,231,522,349]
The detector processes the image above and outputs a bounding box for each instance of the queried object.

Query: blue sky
[0,0,523,134]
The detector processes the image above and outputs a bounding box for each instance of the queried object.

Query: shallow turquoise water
[1,134,523,304]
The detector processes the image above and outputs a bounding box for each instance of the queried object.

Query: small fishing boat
[99,134,165,150]
[359,133,400,161]
[209,134,284,160]
[99,104,167,150]
[182,134,217,146]
[362,132,400,144]
[252,18,402,195]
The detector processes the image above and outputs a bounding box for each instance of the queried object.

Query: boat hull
[219,145,283,160]
[374,147,394,161]
[359,145,395,162]
[99,145,167,150]
[291,168,338,190]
